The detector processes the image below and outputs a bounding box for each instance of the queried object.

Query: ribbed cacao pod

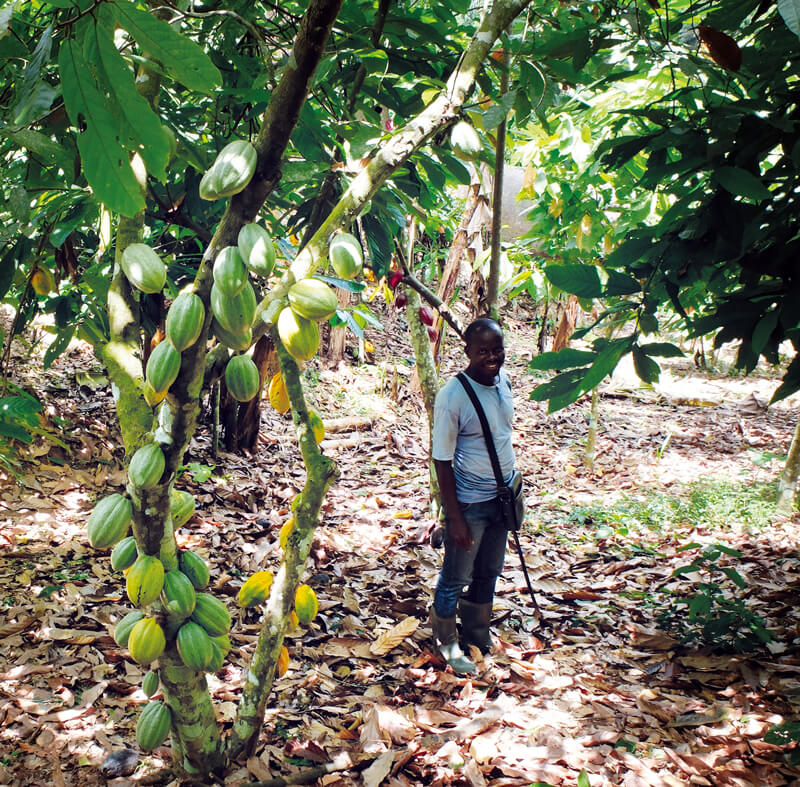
[288,278,338,321]
[128,443,165,490]
[237,224,276,278]
[329,233,362,280]
[224,355,260,402]
[199,139,257,200]
[210,280,256,335]
[31,268,56,296]
[237,570,274,608]
[145,341,181,395]
[136,700,171,751]
[121,244,167,294]
[213,246,248,297]
[128,617,166,664]
[142,669,159,698]
[165,293,204,352]
[111,536,138,572]
[176,621,214,671]
[277,307,320,362]
[170,489,195,528]
[162,569,197,619]
[268,372,290,414]
[87,493,132,549]
[294,584,318,623]
[114,610,144,648]
[211,318,253,351]
[191,593,231,637]
[126,555,165,607]
[179,550,210,589]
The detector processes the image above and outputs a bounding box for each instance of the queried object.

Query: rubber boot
[458,599,493,654]
[429,607,476,675]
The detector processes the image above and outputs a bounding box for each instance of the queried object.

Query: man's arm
[434,459,473,550]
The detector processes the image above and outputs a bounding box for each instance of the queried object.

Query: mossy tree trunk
[777,414,800,513]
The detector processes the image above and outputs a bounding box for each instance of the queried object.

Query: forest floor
[3,299,800,787]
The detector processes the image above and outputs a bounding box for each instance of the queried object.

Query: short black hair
[464,317,502,346]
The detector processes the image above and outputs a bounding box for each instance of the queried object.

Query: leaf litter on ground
[2,302,800,785]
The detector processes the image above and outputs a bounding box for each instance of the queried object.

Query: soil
[2,300,800,786]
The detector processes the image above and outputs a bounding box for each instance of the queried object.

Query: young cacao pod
[211,280,256,335]
[87,493,132,549]
[121,244,167,294]
[176,621,215,671]
[199,139,258,200]
[136,700,171,751]
[128,617,166,664]
[145,341,181,395]
[191,592,232,637]
[111,536,139,572]
[126,555,165,607]
[213,246,248,297]
[224,355,260,402]
[128,443,166,490]
[294,584,318,624]
[288,278,338,321]
[165,293,205,352]
[238,223,276,277]
[329,233,362,280]
[179,549,210,589]
[162,569,197,619]
[142,669,159,698]
[419,306,434,326]
[170,489,195,528]
[277,307,320,362]
[114,610,145,648]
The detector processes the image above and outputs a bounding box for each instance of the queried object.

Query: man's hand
[448,515,473,551]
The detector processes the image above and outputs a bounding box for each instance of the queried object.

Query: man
[430,317,515,674]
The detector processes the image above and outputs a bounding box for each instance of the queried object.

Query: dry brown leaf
[361,750,394,787]
[369,616,419,656]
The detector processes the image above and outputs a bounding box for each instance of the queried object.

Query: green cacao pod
[237,570,273,608]
[176,621,215,671]
[165,292,205,352]
[126,555,166,607]
[111,536,138,572]
[294,584,319,624]
[163,570,197,619]
[206,640,225,673]
[128,443,165,490]
[329,233,362,280]
[170,489,195,528]
[87,493,132,549]
[224,355,260,402]
[211,280,256,336]
[128,617,166,664]
[142,669,159,698]
[145,341,181,395]
[211,633,232,655]
[199,139,257,200]
[114,610,145,648]
[191,592,232,637]
[136,700,171,751]
[211,318,252,351]
[450,120,481,161]
[179,550,210,589]
[120,244,167,294]
[213,246,248,297]
[238,224,276,277]
[288,278,338,321]
[277,307,320,361]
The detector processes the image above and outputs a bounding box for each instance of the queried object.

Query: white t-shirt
[431,369,515,503]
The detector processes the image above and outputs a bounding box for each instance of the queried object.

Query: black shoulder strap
[456,372,504,487]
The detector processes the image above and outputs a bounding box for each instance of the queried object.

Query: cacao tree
[1,0,536,776]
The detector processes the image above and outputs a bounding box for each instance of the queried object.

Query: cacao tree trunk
[227,335,338,759]
[584,386,599,472]
[777,413,800,513]
[486,48,509,320]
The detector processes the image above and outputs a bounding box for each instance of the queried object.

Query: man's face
[465,327,505,380]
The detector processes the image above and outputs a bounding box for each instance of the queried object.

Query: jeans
[433,497,509,618]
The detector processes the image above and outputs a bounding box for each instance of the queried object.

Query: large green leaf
[12,24,56,126]
[632,346,660,384]
[580,338,632,392]
[92,9,170,181]
[604,270,641,297]
[111,0,221,92]
[715,167,771,202]
[4,129,73,172]
[58,36,144,216]
[529,368,587,402]
[545,264,602,298]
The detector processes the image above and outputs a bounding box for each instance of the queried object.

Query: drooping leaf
[529,367,587,402]
[545,264,602,298]
[111,0,221,92]
[715,167,771,202]
[604,269,641,296]
[638,342,684,357]
[12,23,55,126]
[580,338,632,391]
[632,346,660,384]
[58,35,144,216]
[92,8,170,180]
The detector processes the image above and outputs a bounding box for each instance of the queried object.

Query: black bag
[456,374,525,531]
